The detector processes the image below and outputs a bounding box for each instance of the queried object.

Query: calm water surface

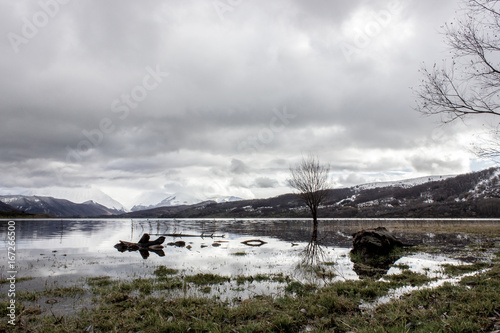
[0,218,498,304]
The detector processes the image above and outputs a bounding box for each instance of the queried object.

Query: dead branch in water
[152,233,226,238]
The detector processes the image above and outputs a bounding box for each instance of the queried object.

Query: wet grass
[352,264,500,332]
[14,285,87,303]
[442,262,492,276]
[385,270,433,287]
[2,261,499,332]
[16,290,40,302]
[184,273,230,285]
[358,223,500,236]
[153,265,179,277]
[391,263,410,270]
[44,286,86,298]
[236,273,289,285]
[0,276,34,284]
[284,281,317,296]
[86,276,113,287]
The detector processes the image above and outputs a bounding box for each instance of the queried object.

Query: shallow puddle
[361,268,492,311]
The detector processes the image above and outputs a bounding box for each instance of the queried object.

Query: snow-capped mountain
[213,196,244,203]
[130,192,245,212]
[0,195,123,217]
[156,192,203,207]
[0,200,18,213]
[131,192,203,212]
[20,187,126,212]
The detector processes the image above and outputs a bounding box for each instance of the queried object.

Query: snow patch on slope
[355,175,455,191]
[470,168,500,198]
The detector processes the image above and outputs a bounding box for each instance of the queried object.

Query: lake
[1,218,499,313]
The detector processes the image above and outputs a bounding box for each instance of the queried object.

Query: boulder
[351,227,408,279]
[351,227,404,258]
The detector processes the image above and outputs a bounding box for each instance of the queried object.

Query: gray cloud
[230,159,250,175]
[0,0,491,208]
[253,177,280,189]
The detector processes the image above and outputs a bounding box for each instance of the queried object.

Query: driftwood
[114,233,166,252]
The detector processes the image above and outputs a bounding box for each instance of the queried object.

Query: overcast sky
[1,0,497,209]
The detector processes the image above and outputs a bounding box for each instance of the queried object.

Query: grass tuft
[154,265,179,277]
[184,273,230,285]
[87,276,113,287]
[442,262,491,276]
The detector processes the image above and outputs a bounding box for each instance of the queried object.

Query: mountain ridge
[121,167,500,219]
[131,192,243,212]
[19,187,126,212]
[0,195,123,218]
[1,167,498,218]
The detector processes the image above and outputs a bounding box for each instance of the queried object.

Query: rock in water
[351,227,404,257]
[167,241,186,247]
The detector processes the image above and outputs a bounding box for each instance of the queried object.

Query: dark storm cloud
[0,0,482,207]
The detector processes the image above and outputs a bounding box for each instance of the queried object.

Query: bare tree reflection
[300,226,327,267]
[297,226,338,284]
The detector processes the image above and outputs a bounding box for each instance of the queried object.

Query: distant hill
[0,199,55,218]
[121,167,500,219]
[2,168,498,218]
[21,187,126,212]
[0,200,18,213]
[0,195,123,218]
[131,192,243,212]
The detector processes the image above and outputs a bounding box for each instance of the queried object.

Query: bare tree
[288,155,330,228]
[414,0,500,158]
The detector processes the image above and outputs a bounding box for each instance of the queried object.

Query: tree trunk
[311,208,318,230]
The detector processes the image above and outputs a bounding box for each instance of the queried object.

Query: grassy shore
[1,248,499,332]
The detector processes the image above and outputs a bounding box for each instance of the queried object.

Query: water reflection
[351,252,403,280]
[301,226,326,267]
[139,249,165,259]
[114,243,166,259]
[295,225,343,286]
[0,218,497,294]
